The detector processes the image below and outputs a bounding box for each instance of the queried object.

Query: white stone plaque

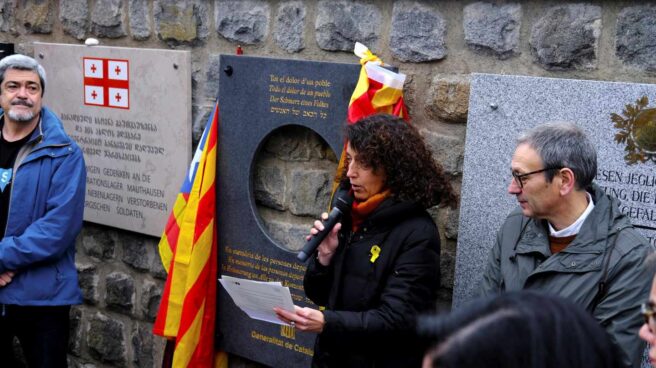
[34,43,191,237]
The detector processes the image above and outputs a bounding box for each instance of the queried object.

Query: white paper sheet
[219,275,295,325]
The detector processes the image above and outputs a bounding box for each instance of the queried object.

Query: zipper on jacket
[1,304,5,317]
[5,134,62,236]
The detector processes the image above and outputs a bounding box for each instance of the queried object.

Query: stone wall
[2,0,656,367]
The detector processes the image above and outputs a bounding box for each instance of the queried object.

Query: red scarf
[350,189,392,232]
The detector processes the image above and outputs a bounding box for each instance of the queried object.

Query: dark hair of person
[417,291,625,368]
[517,122,597,190]
[0,54,47,96]
[342,114,457,209]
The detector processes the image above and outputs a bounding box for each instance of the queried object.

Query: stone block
[442,206,460,240]
[464,2,521,59]
[21,0,53,34]
[121,234,152,272]
[77,262,99,305]
[288,168,332,217]
[141,279,162,322]
[215,0,269,45]
[205,53,221,101]
[150,252,168,280]
[254,159,286,211]
[105,272,135,315]
[420,128,464,176]
[128,0,151,40]
[530,4,601,70]
[425,75,470,124]
[87,312,127,366]
[90,0,125,38]
[274,1,305,53]
[616,6,656,72]
[0,0,16,34]
[81,226,116,260]
[59,0,88,40]
[390,2,446,62]
[154,0,209,44]
[440,249,456,289]
[131,323,154,368]
[69,307,83,356]
[264,218,308,251]
[315,1,381,52]
[262,126,328,161]
[192,105,212,145]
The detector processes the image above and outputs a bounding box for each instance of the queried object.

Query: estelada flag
[332,43,409,194]
[153,102,227,368]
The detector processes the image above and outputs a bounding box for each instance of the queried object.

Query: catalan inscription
[268,74,332,120]
[223,246,313,305]
[217,55,359,367]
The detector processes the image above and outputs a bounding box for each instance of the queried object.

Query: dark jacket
[480,184,653,368]
[0,107,85,305]
[304,197,441,368]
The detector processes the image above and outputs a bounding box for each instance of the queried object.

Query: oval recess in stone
[252,125,338,252]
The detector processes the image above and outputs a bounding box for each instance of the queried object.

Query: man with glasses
[480,122,653,368]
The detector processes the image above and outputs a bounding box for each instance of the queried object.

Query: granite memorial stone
[217,55,358,367]
[34,42,191,237]
[454,73,656,307]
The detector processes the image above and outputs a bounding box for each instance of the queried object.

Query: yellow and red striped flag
[153,102,228,368]
[333,43,409,193]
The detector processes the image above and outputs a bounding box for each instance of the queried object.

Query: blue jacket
[0,107,85,306]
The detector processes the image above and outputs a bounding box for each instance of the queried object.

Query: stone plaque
[217,55,359,367]
[34,43,191,237]
[453,73,656,307]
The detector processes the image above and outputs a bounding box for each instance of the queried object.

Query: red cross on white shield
[108,60,128,81]
[109,88,128,108]
[84,85,104,106]
[83,57,130,109]
[84,58,103,78]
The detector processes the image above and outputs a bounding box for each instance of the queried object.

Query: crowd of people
[0,52,654,368]
[277,115,655,368]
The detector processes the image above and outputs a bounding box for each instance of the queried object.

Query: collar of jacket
[352,198,425,233]
[515,184,631,257]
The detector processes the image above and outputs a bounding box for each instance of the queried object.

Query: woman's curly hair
[341,114,458,209]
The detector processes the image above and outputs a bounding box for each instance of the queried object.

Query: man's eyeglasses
[511,167,562,189]
[642,302,656,331]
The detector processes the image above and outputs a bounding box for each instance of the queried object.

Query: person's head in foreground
[419,291,624,368]
[341,113,457,208]
[639,256,656,367]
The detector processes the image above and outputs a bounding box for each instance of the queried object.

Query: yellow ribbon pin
[369,245,381,263]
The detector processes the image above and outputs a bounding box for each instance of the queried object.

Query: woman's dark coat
[304,197,441,368]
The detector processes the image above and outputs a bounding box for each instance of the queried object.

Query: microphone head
[334,190,354,213]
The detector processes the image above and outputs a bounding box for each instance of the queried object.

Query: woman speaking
[275,114,457,368]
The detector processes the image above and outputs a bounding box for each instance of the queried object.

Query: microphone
[297,190,354,262]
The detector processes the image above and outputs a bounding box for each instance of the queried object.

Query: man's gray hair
[517,122,597,190]
[0,54,47,95]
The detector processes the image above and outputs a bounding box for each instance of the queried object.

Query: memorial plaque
[454,73,656,307]
[34,43,191,237]
[217,55,359,367]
